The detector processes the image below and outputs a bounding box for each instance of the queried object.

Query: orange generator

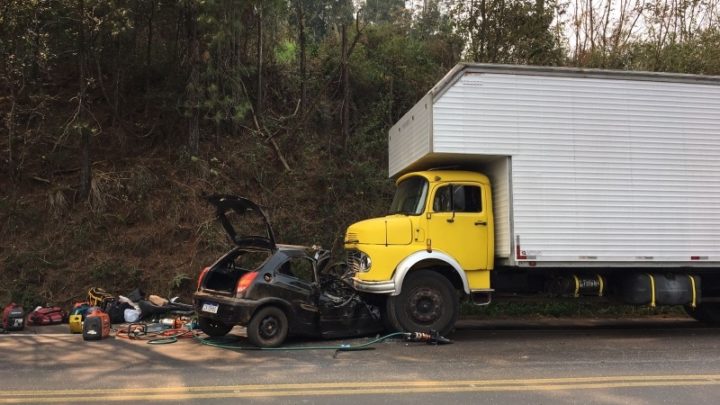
[82,308,110,341]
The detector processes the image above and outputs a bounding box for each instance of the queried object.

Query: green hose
[195,332,409,351]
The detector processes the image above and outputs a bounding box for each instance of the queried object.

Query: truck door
[428,183,489,270]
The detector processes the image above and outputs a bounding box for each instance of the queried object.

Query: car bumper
[351,278,395,294]
[193,291,259,325]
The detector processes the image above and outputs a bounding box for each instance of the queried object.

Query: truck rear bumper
[352,278,395,294]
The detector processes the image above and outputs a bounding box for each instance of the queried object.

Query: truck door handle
[475,220,487,226]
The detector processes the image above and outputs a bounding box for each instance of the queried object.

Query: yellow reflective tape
[573,275,580,297]
[597,275,604,297]
[647,273,656,308]
[689,275,697,309]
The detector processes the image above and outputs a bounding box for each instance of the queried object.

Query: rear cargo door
[428,183,489,270]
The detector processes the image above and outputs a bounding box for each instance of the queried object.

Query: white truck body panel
[388,93,432,178]
[389,64,720,267]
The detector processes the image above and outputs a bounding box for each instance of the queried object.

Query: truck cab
[344,170,494,334]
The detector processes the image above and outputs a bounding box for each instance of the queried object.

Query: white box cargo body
[389,64,720,268]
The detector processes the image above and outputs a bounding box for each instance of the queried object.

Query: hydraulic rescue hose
[115,318,453,350]
[194,331,451,352]
[115,323,196,344]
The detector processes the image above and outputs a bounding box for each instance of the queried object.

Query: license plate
[201,302,219,314]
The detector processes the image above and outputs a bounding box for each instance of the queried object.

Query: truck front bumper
[352,278,396,295]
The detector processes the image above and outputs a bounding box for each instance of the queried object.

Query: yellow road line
[2,375,720,403]
[5,373,720,397]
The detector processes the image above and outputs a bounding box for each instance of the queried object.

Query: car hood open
[206,195,276,251]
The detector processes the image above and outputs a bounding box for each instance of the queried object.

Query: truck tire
[198,317,233,337]
[386,270,458,335]
[381,299,402,332]
[247,306,289,348]
[684,304,720,324]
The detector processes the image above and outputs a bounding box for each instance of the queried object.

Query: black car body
[193,195,381,347]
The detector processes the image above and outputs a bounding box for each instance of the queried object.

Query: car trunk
[202,248,272,295]
[203,269,249,294]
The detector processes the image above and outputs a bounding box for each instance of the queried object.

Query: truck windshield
[389,177,428,215]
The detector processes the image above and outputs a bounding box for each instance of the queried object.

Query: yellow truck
[344,64,720,335]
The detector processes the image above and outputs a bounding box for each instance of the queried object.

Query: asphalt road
[2,317,720,404]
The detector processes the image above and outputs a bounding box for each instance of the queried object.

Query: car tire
[684,303,720,324]
[247,306,289,348]
[198,317,233,337]
[386,270,458,336]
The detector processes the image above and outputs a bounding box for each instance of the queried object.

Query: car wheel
[685,303,720,324]
[247,306,289,348]
[387,270,458,336]
[198,317,233,337]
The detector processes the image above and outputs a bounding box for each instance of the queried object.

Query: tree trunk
[479,0,486,61]
[6,88,15,178]
[532,0,547,64]
[78,0,92,200]
[256,5,263,118]
[188,0,200,155]
[296,0,307,118]
[574,0,580,63]
[144,0,156,115]
[113,38,121,131]
[588,0,595,51]
[340,23,350,147]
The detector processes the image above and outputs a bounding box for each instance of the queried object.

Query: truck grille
[346,250,363,273]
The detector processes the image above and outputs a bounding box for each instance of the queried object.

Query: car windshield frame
[388,176,428,216]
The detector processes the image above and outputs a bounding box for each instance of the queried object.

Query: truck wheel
[198,317,233,337]
[381,299,402,332]
[387,270,458,335]
[247,306,289,348]
[684,304,720,324]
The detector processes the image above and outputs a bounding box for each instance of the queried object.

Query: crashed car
[193,195,382,348]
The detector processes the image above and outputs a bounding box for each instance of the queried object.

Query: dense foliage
[1,0,718,307]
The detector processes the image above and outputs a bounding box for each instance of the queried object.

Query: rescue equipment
[27,306,65,326]
[82,308,111,341]
[404,330,453,345]
[69,315,83,333]
[88,287,115,311]
[105,300,132,324]
[2,303,25,331]
[69,302,92,334]
[195,330,452,352]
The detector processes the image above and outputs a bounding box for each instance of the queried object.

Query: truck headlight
[359,254,372,271]
[348,251,372,273]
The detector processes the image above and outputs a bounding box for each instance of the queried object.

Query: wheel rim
[407,287,443,324]
[259,316,280,339]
